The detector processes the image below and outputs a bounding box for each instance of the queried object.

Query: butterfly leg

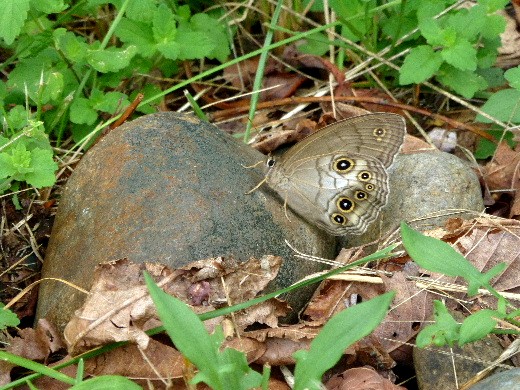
[283,195,292,222]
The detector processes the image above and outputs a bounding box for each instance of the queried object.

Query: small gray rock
[469,368,520,389]
[345,151,484,246]
[414,335,512,390]
[37,112,336,329]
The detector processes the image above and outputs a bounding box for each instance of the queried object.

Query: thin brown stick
[110,93,145,129]
[209,95,495,141]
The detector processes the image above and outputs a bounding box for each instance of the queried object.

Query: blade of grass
[243,0,283,143]
[0,351,76,386]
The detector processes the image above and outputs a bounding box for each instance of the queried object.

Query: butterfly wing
[280,112,406,170]
[265,113,406,235]
[268,152,389,235]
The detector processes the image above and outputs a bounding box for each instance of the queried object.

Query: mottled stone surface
[344,151,484,246]
[469,368,520,390]
[37,112,336,329]
[414,333,509,390]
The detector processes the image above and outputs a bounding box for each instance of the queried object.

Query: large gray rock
[345,151,484,246]
[37,112,336,329]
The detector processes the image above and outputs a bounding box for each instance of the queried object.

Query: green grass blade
[0,351,76,386]
[144,272,224,389]
[293,291,395,390]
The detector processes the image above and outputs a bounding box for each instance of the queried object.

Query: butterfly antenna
[241,160,264,169]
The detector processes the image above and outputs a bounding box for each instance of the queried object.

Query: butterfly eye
[331,213,346,225]
[333,157,354,172]
[266,157,276,167]
[355,190,367,200]
[358,171,372,181]
[337,197,354,212]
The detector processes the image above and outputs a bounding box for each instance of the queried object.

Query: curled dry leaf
[482,141,520,218]
[447,217,520,297]
[245,324,319,366]
[252,118,317,154]
[302,265,430,364]
[6,319,66,361]
[64,255,283,357]
[0,319,66,386]
[85,339,185,379]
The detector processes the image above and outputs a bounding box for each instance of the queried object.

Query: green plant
[474,65,520,157]
[0,120,58,195]
[0,0,233,194]
[300,0,508,99]
[144,272,395,390]
[401,222,520,348]
[0,304,20,331]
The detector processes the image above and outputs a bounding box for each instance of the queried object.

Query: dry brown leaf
[372,271,432,363]
[223,337,266,363]
[282,45,345,84]
[64,255,282,356]
[254,337,312,366]
[325,366,406,390]
[483,142,520,218]
[252,118,317,154]
[6,319,66,361]
[451,219,520,296]
[235,298,290,329]
[85,339,184,379]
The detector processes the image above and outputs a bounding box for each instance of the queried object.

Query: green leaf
[399,45,443,85]
[479,0,509,13]
[0,0,30,45]
[0,143,32,180]
[416,301,460,348]
[115,18,156,57]
[419,18,455,47]
[30,0,68,14]
[125,0,155,22]
[86,45,137,73]
[5,105,29,131]
[441,39,477,71]
[152,3,176,43]
[445,6,486,41]
[504,66,520,90]
[181,13,231,62]
[175,30,214,60]
[23,148,58,187]
[474,129,515,159]
[293,292,395,390]
[479,13,506,40]
[70,97,98,125]
[476,89,520,123]
[330,0,366,42]
[53,28,88,63]
[478,67,505,89]
[477,37,501,68]
[0,304,20,330]
[297,32,330,56]
[436,65,487,99]
[400,222,506,296]
[459,309,502,345]
[71,375,142,389]
[90,90,129,114]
